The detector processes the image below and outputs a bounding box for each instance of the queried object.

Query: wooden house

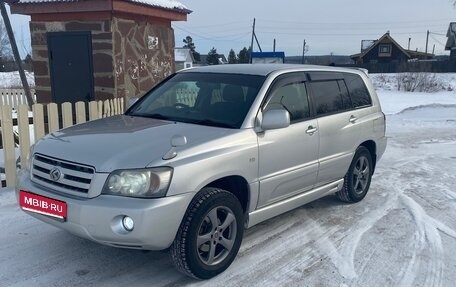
[351,32,434,64]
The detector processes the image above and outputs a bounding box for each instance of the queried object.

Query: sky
[173,0,455,57]
[5,0,456,58]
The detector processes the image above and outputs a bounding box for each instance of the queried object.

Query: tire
[336,146,373,203]
[170,187,244,279]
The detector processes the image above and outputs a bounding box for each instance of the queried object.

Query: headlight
[102,167,173,198]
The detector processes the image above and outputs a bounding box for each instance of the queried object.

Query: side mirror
[128,97,139,108]
[261,109,290,131]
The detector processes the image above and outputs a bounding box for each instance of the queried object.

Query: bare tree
[0,2,34,108]
[0,18,12,63]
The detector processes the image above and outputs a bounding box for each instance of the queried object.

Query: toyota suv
[16,64,387,279]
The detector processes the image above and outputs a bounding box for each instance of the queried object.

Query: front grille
[31,154,95,197]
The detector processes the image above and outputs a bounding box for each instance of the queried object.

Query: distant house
[445,23,456,58]
[351,32,434,64]
[175,48,194,70]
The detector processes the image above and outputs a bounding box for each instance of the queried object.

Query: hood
[33,115,234,172]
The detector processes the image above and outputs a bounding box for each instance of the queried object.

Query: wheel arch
[204,175,250,214]
[359,140,377,174]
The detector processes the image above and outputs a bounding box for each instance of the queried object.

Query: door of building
[48,32,94,104]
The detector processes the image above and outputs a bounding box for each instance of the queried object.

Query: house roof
[445,22,456,50]
[14,0,189,12]
[350,32,411,60]
[361,40,375,52]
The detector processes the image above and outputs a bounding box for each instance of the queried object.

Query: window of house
[379,44,392,55]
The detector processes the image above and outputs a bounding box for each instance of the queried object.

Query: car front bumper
[15,170,194,250]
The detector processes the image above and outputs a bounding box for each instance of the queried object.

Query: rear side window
[345,73,372,108]
[310,80,351,116]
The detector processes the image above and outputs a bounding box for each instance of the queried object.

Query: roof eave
[9,0,191,20]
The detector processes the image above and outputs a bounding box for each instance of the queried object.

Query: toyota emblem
[49,168,62,182]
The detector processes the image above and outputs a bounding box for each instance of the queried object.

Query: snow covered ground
[0,72,35,89]
[1,76,456,286]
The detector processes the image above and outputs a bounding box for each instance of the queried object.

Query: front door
[257,73,319,208]
[48,32,94,104]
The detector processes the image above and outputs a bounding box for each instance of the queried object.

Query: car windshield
[127,72,266,129]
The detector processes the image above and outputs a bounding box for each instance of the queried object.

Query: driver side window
[264,81,310,123]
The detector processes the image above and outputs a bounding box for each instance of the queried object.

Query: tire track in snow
[399,194,444,287]
[398,188,456,287]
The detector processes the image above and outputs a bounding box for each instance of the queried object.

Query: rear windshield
[127,72,265,128]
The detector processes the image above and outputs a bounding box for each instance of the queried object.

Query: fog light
[122,216,134,232]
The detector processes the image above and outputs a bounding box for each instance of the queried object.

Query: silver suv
[16,64,386,279]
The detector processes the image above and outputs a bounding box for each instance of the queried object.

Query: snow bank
[370,73,456,92]
[376,90,456,115]
[0,71,35,88]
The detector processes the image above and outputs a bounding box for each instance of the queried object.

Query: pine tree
[183,36,200,62]
[228,49,237,64]
[206,47,219,65]
[238,47,250,64]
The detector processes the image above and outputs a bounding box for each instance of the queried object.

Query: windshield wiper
[190,119,235,129]
[131,113,171,121]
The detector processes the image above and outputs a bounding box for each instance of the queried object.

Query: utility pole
[408,37,411,50]
[0,2,33,109]
[249,18,263,63]
[425,30,429,55]
[273,39,276,52]
[249,18,256,64]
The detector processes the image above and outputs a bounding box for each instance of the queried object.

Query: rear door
[307,72,363,186]
[257,73,319,208]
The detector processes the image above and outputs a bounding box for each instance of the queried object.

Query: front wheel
[336,146,373,203]
[170,188,244,279]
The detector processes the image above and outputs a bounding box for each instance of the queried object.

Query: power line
[430,34,447,48]
[173,24,250,41]
[256,17,455,26]
[255,30,445,36]
[429,32,447,37]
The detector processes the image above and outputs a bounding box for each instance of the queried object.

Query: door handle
[349,115,357,124]
[306,126,318,135]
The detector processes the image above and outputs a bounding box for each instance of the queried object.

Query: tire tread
[170,187,236,279]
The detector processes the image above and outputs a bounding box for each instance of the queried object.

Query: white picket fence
[0,98,124,188]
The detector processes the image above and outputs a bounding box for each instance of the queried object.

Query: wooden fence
[0,98,124,188]
[0,89,37,109]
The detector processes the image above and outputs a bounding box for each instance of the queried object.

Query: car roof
[179,64,364,77]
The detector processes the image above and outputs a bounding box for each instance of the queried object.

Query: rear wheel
[336,146,373,203]
[170,187,244,279]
